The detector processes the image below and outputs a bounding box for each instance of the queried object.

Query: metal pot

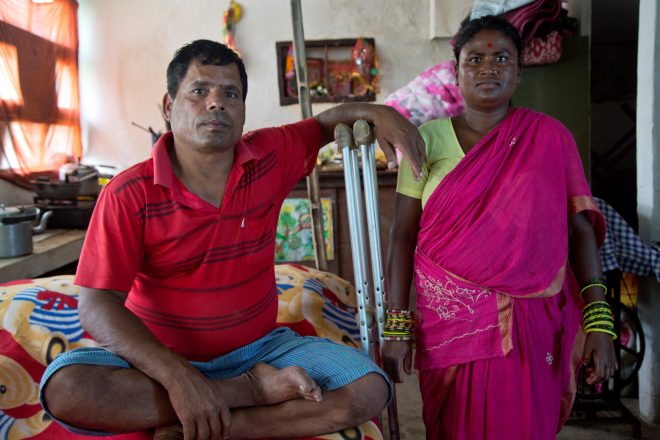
[0,205,53,258]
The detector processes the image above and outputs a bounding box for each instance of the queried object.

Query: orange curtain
[0,0,81,189]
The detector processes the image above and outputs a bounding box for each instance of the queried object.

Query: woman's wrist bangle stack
[384,309,415,341]
[579,276,608,300]
[582,300,617,340]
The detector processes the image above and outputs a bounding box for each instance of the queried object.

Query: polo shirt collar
[234,134,263,165]
[152,132,175,188]
[151,131,264,190]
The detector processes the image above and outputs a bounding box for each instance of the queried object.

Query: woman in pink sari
[382,16,617,440]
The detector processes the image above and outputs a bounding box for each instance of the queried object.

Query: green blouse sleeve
[396,153,427,200]
[395,118,465,209]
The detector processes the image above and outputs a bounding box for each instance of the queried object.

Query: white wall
[636,0,660,425]
[637,1,660,242]
[77,0,464,170]
[566,0,591,36]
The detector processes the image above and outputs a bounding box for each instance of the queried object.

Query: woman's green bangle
[583,312,614,322]
[585,327,617,340]
[584,321,615,330]
[582,300,610,313]
[582,308,613,320]
[579,282,608,299]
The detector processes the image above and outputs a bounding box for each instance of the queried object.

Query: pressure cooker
[0,205,53,258]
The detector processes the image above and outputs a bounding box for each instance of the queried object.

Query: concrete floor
[382,372,660,439]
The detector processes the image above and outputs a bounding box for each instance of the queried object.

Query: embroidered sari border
[415,248,565,299]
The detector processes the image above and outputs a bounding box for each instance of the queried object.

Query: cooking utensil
[31,177,81,200]
[0,205,38,224]
[0,205,53,258]
[59,164,100,196]
[67,170,100,196]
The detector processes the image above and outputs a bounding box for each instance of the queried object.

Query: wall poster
[275,197,334,262]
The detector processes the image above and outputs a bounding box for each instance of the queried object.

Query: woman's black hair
[166,39,248,101]
[453,15,523,65]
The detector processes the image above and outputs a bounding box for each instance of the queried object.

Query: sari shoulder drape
[418,108,602,296]
[413,108,604,369]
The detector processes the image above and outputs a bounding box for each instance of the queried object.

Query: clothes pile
[384,60,464,127]
[471,0,577,66]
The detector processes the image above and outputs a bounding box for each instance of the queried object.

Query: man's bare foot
[153,424,183,440]
[246,363,322,405]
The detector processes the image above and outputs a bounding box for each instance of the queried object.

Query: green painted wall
[514,36,590,178]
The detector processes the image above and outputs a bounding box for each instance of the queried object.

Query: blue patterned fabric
[595,198,660,281]
[302,277,361,341]
[0,412,14,440]
[39,327,390,436]
[13,286,84,342]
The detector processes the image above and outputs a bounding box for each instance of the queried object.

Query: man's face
[164,61,246,154]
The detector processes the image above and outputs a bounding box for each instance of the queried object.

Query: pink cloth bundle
[503,0,563,44]
[384,60,464,127]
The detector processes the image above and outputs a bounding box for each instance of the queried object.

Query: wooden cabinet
[288,170,397,285]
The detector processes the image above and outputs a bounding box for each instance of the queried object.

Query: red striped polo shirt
[75,119,323,360]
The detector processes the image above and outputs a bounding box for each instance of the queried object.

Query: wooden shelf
[0,229,85,282]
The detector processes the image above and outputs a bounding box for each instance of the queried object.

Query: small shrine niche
[276,38,379,106]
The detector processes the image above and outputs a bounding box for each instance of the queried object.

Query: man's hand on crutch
[315,103,425,179]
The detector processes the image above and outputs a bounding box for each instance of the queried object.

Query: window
[0,0,81,185]
[0,42,21,103]
[56,58,76,111]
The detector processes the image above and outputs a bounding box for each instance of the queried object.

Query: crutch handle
[334,123,355,149]
[353,119,375,145]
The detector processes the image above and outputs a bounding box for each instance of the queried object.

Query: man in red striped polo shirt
[39,40,424,440]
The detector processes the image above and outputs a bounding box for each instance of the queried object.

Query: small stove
[34,196,96,229]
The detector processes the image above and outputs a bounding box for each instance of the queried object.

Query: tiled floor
[382,372,660,439]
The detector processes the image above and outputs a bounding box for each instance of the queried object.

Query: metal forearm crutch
[335,121,400,440]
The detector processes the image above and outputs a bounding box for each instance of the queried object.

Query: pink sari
[413,108,604,439]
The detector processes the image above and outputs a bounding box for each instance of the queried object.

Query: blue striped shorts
[39,327,391,436]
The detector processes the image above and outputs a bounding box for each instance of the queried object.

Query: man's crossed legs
[40,328,391,439]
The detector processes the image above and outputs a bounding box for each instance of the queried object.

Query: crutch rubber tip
[353,119,374,145]
[334,123,355,148]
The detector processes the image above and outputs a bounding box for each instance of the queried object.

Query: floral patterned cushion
[0,264,382,440]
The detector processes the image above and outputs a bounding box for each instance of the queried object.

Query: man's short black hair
[453,15,523,65]
[166,39,248,101]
